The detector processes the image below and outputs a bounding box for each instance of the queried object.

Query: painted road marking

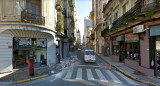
[76,68,82,80]
[86,69,94,80]
[64,71,73,79]
[106,70,122,83]
[95,69,108,82]
[115,71,138,85]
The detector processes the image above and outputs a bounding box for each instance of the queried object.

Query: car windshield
[85,51,95,55]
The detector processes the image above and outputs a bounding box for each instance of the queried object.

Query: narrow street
[12,51,146,86]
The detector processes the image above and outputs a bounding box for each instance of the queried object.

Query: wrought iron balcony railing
[112,1,160,29]
[21,11,45,25]
[112,4,141,28]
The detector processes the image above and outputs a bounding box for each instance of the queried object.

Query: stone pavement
[97,54,160,85]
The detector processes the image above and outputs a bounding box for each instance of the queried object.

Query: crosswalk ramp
[63,68,138,85]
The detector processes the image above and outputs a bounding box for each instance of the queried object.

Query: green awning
[116,35,125,41]
[150,25,160,36]
[113,43,119,45]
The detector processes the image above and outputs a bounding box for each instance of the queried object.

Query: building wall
[42,0,56,31]
[84,18,92,48]
[0,0,56,32]
[0,0,22,22]
[0,34,13,73]
[47,37,56,66]
[140,30,150,68]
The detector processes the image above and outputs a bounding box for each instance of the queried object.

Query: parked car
[84,50,96,62]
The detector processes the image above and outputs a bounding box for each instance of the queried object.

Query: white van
[84,50,96,62]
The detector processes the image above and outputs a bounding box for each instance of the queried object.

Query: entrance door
[155,41,160,77]
[120,42,125,62]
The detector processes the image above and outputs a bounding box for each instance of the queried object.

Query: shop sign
[112,37,119,45]
[116,35,125,41]
[14,38,32,48]
[36,38,47,48]
[125,33,139,42]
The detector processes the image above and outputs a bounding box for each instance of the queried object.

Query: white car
[84,50,96,62]
[78,48,81,51]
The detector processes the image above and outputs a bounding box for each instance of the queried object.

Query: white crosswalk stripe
[63,68,139,85]
[76,68,82,80]
[106,70,122,83]
[86,69,94,80]
[115,71,138,85]
[95,69,108,82]
[64,71,73,79]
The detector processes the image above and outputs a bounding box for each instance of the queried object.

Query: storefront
[125,33,140,62]
[116,35,125,62]
[150,25,160,77]
[110,37,120,61]
[112,37,119,56]
[13,37,47,68]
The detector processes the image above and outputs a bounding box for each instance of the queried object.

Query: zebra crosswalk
[63,68,139,85]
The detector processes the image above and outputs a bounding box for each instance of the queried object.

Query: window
[113,45,119,56]
[85,51,95,55]
[126,43,140,61]
[26,0,41,16]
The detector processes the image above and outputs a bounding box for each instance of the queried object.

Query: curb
[12,74,49,84]
[97,55,159,86]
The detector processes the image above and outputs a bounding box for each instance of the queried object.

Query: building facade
[83,18,92,49]
[56,0,76,59]
[102,0,160,77]
[90,0,108,54]
[0,0,57,73]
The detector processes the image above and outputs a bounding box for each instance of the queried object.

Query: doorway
[155,40,160,77]
[120,42,125,62]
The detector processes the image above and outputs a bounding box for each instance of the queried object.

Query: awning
[116,35,125,41]
[150,25,160,36]
[113,43,119,45]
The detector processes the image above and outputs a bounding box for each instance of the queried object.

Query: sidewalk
[0,52,77,86]
[97,54,160,86]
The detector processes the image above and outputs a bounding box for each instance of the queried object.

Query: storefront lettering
[14,38,32,48]
[125,33,139,42]
[36,39,47,48]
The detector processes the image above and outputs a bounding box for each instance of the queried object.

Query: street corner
[0,66,50,83]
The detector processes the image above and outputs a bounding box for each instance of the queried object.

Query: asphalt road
[12,51,147,86]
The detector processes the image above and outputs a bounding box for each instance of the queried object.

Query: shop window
[113,45,119,56]
[126,43,140,61]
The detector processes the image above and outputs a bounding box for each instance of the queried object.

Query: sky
[75,0,92,42]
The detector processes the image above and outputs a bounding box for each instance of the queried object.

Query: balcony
[56,0,63,11]
[101,0,160,37]
[21,11,45,25]
[89,11,94,20]
[56,20,64,36]
[112,4,141,29]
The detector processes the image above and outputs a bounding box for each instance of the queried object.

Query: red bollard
[28,58,34,76]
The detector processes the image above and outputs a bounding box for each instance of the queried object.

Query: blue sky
[75,0,92,42]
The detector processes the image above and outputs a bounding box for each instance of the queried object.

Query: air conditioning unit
[133,25,144,33]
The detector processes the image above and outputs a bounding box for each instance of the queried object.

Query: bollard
[109,64,112,70]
